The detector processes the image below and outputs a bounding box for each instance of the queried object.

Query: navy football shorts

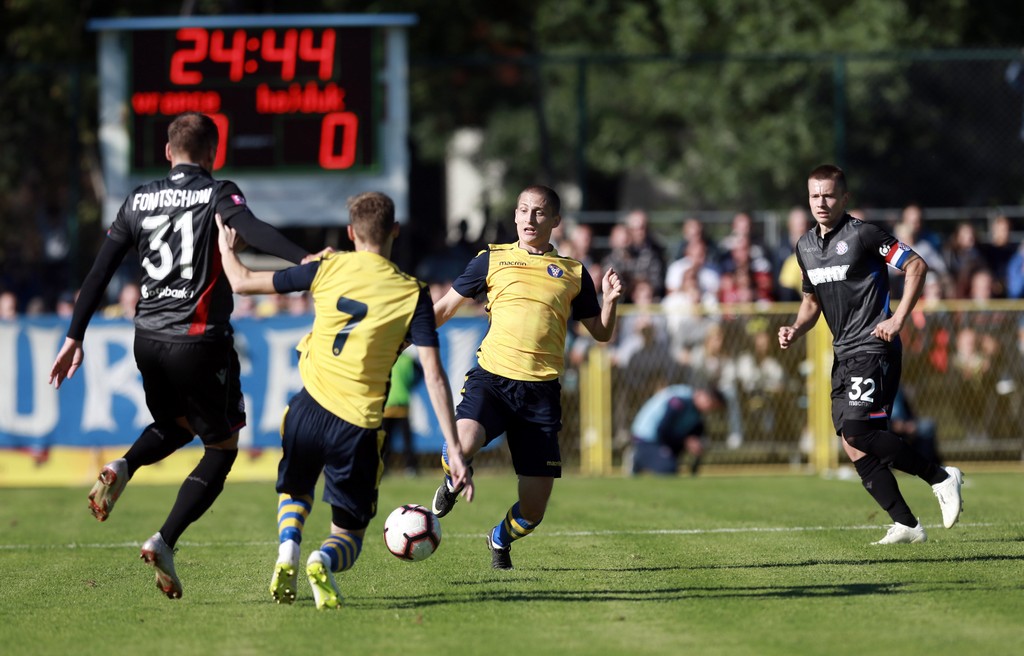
[455,367,563,477]
[277,387,384,529]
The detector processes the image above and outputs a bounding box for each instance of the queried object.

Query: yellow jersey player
[216,192,473,609]
[431,184,622,569]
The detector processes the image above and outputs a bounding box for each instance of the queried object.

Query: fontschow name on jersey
[132,187,213,211]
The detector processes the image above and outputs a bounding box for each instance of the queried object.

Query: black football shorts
[830,351,902,436]
[134,335,245,444]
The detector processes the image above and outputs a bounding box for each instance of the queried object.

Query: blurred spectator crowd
[4,201,1024,453]
[3,202,1022,320]
[544,204,1024,452]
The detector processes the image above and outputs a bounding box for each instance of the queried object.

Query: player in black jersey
[48,112,321,598]
[778,164,963,545]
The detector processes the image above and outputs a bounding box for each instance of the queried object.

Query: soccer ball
[383,504,441,561]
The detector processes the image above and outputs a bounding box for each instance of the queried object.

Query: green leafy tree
[513,0,970,211]
[3,0,1024,301]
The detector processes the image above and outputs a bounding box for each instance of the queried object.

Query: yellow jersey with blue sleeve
[272,251,438,429]
[452,242,601,382]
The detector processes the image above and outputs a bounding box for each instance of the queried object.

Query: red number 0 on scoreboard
[319,112,359,170]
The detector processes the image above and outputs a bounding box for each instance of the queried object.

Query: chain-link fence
[469,301,1024,473]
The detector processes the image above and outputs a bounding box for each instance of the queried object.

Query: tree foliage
[464,0,978,211]
[1,0,1022,280]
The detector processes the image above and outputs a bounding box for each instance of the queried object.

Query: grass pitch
[1,470,1021,655]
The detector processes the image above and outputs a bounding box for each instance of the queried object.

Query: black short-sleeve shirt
[795,214,918,360]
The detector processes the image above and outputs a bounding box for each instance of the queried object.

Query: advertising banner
[0,315,487,454]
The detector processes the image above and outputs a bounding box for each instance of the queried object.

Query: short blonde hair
[347,192,395,245]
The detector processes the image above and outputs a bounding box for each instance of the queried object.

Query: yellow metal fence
[572,300,1024,474]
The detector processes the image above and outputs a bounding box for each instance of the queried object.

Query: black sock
[853,455,917,527]
[914,462,948,486]
[159,448,237,547]
[123,422,194,478]
[850,429,945,485]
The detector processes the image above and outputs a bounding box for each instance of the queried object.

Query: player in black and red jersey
[48,112,322,599]
[778,164,963,545]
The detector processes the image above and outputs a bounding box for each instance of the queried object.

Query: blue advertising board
[0,315,487,452]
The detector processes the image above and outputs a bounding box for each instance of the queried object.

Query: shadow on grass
[345,551,1024,610]
[531,553,1024,572]
[687,553,1024,570]
[961,535,1024,543]
[353,581,922,609]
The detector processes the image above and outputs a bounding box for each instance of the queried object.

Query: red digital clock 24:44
[170,27,336,84]
[130,25,371,172]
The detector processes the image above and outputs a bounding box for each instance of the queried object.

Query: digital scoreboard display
[129,26,378,173]
[89,15,414,226]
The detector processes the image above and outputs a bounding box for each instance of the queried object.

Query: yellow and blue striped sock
[276,493,312,544]
[491,502,538,548]
[318,532,363,573]
[441,441,453,486]
[440,442,471,491]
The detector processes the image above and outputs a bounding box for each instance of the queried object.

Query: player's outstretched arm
[49,235,132,390]
[49,337,83,389]
[216,213,278,295]
[778,291,822,349]
[418,344,474,503]
[580,267,623,343]
[433,285,471,329]
[225,209,311,265]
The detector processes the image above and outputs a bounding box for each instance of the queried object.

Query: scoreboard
[88,14,415,226]
[129,26,376,172]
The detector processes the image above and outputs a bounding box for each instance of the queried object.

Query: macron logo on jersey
[806,265,850,285]
[880,241,911,269]
[231,194,246,205]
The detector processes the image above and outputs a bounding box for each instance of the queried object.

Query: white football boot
[932,466,964,529]
[873,521,928,545]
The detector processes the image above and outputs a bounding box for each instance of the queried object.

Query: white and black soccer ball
[383,504,441,561]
